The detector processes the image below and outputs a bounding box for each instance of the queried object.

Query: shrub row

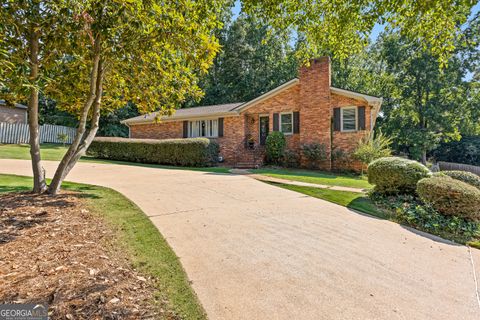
[87,137,219,167]
[368,157,480,221]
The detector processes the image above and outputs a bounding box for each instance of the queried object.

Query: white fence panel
[40,124,76,144]
[0,122,76,144]
[0,122,29,144]
[439,161,480,176]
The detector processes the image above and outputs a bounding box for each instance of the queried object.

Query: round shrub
[368,157,430,194]
[417,176,480,221]
[434,170,480,189]
[265,132,286,165]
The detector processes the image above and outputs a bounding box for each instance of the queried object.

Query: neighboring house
[0,100,28,124]
[122,57,383,170]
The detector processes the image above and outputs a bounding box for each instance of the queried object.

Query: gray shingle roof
[0,100,28,109]
[122,102,244,124]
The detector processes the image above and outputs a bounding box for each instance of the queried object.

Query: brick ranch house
[122,57,382,170]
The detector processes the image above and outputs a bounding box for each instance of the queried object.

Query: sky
[232,1,480,42]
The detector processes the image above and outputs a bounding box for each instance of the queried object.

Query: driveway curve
[1,159,479,320]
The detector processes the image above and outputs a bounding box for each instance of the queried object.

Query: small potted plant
[247,135,255,149]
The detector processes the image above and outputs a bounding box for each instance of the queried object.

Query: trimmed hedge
[417,176,480,221]
[368,157,430,194]
[87,137,219,167]
[434,170,480,189]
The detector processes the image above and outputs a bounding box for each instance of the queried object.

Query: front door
[259,116,269,145]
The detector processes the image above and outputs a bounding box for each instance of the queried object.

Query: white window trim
[279,112,293,135]
[340,106,358,132]
[188,118,219,138]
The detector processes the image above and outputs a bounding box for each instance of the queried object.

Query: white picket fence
[0,122,76,144]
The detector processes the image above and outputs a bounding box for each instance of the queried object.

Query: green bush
[434,170,480,189]
[87,137,219,167]
[353,131,392,167]
[283,149,300,168]
[370,192,480,242]
[265,132,286,165]
[417,176,480,221]
[368,157,430,194]
[302,143,327,168]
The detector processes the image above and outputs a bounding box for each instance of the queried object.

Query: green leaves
[242,0,477,65]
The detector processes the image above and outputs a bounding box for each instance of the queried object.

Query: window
[341,107,357,132]
[280,112,293,134]
[188,119,218,137]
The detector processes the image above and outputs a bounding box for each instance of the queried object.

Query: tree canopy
[243,0,477,66]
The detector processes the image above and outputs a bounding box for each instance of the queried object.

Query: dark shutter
[273,113,279,131]
[183,121,188,138]
[333,108,341,131]
[293,111,300,134]
[358,106,366,130]
[218,117,224,137]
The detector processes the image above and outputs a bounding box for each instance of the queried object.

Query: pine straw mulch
[0,191,169,319]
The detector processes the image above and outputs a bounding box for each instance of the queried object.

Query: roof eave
[330,87,382,106]
[121,111,239,125]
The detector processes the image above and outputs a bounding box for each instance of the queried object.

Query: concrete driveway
[1,159,479,320]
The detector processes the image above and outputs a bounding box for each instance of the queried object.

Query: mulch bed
[0,191,162,319]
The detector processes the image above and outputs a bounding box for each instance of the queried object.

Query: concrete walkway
[1,159,479,320]
[230,169,366,193]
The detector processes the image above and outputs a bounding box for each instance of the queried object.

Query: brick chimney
[298,57,332,170]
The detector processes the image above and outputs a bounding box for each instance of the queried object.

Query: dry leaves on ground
[0,191,164,319]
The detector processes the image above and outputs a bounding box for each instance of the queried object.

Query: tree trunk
[48,53,104,195]
[421,149,427,165]
[28,29,47,193]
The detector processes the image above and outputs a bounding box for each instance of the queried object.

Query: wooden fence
[439,161,480,176]
[0,122,76,144]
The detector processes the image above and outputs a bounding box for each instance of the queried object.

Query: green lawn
[268,182,387,219]
[0,143,230,174]
[0,143,68,161]
[251,168,372,189]
[0,174,207,319]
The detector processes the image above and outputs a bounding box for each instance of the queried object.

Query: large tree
[244,0,476,65]
[196,13,297,105]
[330,12,480,162]
[1,0,69,192]
[1,0,223,194]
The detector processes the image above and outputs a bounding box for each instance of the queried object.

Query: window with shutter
[187,119,219,137]
[340,107,357,132]
[280,112,293,135]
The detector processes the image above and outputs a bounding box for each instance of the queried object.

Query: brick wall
[215,116,244,164]
[241,85,301,151]
[331,93,372,171]
[130,121,183,139]
[0,105,27,124]
[298,57,332,170]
